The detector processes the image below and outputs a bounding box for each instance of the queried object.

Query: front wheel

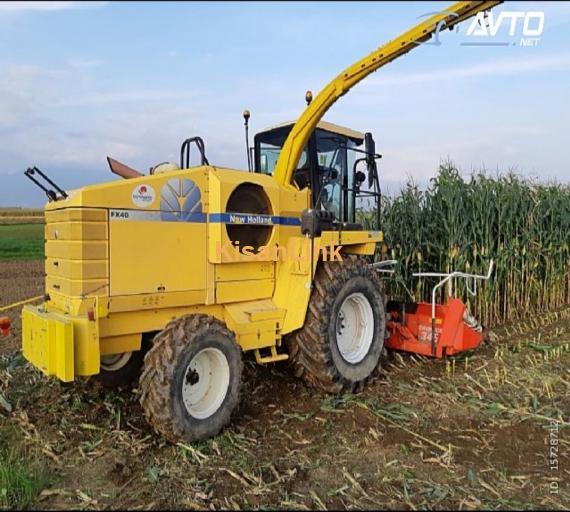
[139,314,243,443]
[286,257,386,393]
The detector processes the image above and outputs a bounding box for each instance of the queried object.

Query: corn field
[368,164,570,327]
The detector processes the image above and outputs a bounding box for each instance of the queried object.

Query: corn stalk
[363,163,570,327]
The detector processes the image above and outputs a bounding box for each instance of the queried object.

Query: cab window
[256,127,308,176]
[259,142,308,176]
[315,129,357,221]
[315,130,345,218]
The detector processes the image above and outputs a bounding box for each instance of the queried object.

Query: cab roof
[257,120,365,144]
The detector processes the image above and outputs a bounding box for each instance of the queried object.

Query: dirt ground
[0,261,568,510]
[0,260,44,352]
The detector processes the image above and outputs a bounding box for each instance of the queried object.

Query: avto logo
[417,10,544,48]
[415,11,459,46]
[465,11,544,47]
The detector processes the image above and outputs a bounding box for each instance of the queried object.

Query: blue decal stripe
[275,216,302,226]
[208,213,232,223]
[208,213,301,226]
[109,209,299,225]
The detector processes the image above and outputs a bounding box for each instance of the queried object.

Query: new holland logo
[160,178,203,222]
[228,214,272,225]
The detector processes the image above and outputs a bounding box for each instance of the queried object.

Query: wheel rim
[336,292,375,364]
[182,348,230,420]
[100,352,132,371]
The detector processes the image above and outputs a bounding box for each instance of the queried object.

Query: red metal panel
[385,299,484,358]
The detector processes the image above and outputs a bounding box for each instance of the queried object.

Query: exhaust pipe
[107,157,144,179]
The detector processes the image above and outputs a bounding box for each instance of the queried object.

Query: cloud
[0,1,107,11]
[66,58,102,69]
[0,59,246,184]
[55,89,198,108]
[365,53,570,88]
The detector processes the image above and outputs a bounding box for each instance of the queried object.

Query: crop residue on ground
[0,262,568,509]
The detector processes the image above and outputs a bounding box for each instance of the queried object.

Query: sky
[1,0,569,206]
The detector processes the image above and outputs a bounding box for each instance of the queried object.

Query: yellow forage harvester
[21,2,502,443]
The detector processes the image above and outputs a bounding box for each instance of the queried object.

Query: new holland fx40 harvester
[14,1,500,442]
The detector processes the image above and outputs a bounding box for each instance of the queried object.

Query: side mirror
[364,132,377,187]
[355,171,366,185]
[365,132,375,163]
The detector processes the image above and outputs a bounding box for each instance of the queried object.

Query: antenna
[243,110,252,172]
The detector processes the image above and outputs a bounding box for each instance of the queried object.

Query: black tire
[139,314,243,443]
[286,257,386,393]
[95,334,153,389]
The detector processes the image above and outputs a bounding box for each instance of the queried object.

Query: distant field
[0,208,44,225]
[0,223,44,260]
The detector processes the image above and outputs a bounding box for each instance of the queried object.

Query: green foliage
[371,163,570,326]
[0,223,44,260]
[0,447,49,510]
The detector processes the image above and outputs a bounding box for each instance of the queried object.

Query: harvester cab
[19,1,503,444]
[253,120,381,231]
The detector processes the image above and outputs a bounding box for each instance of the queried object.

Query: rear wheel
[286,257,386,393]
[95,335,153,388]
[139,314,242,443]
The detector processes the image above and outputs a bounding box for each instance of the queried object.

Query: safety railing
[413,259,494,324]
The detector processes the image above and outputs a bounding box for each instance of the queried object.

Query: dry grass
[0,209,44,225]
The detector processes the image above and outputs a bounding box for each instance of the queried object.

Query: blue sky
[1,0,569,206]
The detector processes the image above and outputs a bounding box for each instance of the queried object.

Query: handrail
[413,259,494,354]
[414,259,494,319]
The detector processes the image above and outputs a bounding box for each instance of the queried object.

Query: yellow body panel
[22,305,99,381]
[215,261,274,282]
[216,279,274,304]
[46,275,108,297]
[45,221,107,241]
[45,208,106,223]
[98,304,224,338]
[109,220,207,295]
[46,258,108,280]
[108,290,206,313]
[46,240,108,260]
[22,306,74,381]
[100,334,141,356]
[72,315,100,376]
